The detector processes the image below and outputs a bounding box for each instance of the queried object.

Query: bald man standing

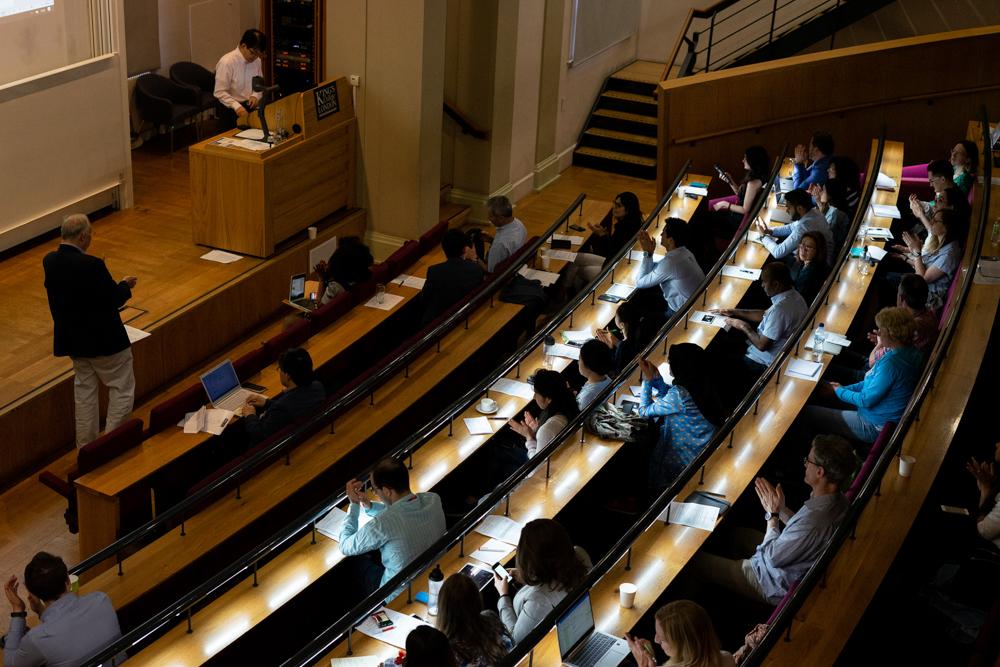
[43,215,138,447]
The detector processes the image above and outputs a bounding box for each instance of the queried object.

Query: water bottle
[813,323,827,359]
[860,248,871,278]
[427,564,444,616]
[274,108,285,142]
[991,218,1000,253]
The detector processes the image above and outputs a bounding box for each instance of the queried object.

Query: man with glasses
[687,435,856,604]
[214,28,267,130]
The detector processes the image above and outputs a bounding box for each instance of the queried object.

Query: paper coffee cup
[619,582,637,609]
[540,252,551,270]
[308,226,318,240]
[898,455,915,478]
[69,574,79,593]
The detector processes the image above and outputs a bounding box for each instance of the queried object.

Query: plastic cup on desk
[69,574,79,593]
[376,284,386,304]
[899,455,916,478]
[619,583,637,609]
[307,226,317,240]
[540,251,551,270]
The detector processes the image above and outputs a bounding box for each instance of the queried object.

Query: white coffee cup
[479,397,497,413]
[619,582,637,609]
[540,251,551,270]
[308,226,318,240]
[898,454,915,478]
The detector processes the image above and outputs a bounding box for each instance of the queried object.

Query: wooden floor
[0,152,656,595]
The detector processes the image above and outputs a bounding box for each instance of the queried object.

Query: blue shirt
[749,493,848,603]
[487,219,527,272]
[634,246,705,313]
[3,592,123,667]
[745,289,808,367]
[835,346,922,428]
[762,208,834,264]
[792,155,830,190]
[638,378,715,490]
[576,377,611,410]
[340,492,446,595]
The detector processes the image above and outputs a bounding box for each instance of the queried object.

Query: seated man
[4,552,124,666]
[791,131,834,190]
[712,262,808,381]
[214,28,266,130]
[634,218,705,318]
[689,435,856,604]
[576,339,613,410]
[340,458,446,598]
[483,195,527,272]
[420,229,485,325]
[755,189,834,264]
[241,347,326,446]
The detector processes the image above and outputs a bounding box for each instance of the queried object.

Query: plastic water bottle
[813,323,827,359]
[427,564,444,616]
[274,108,285,142]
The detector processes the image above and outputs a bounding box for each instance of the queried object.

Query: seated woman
[316,236,374,303]
[625,600,736,667]
[595,299,654,376]
[389,626,458,667]
[789,231,830,305]
[904,187,968,257]
[437,573,512,667]
[507,369,579,458]
[967,441,1000,551]
[950,139,979,195]
[825,155,861,216]
[493,518,590,643]
[891,208,962,310]
[564,192,643,293]
[803,307,922,443]
[637,343,721,497]
[709,145,770,236]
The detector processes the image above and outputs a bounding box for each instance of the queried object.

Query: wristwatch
[764,511,775,522]
[10,611,26,618]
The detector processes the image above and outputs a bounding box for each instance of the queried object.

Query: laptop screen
[200,360,240,404]
[556,592,595,659]
[289,273,306,300]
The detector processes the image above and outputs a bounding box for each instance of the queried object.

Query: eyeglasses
[803,456,820,467]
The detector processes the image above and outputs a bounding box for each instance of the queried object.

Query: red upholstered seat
[846,421,896,501]
[385,240,421,276]
[147,383,205,437]
[419,220,448,253]
[263,318,312,359]
[308,291,353,332]
[232,345,271,381]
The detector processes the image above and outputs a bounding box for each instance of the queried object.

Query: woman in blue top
[804,307,922,443]
[637,343,722,496]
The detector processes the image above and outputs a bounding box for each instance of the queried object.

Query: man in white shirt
[635,218,705,317]
[755,188,834,265]
[214,29,266,129]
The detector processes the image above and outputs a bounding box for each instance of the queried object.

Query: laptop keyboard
[214,390,255,412]
[573,633,616,667]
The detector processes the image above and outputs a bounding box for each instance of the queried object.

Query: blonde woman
[625,600,735,667]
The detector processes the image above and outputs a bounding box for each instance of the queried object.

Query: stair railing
[443,98,489,140]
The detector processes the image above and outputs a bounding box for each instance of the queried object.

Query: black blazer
[43,244,132,358]
[243,380,326,445]
[420,257,485,326]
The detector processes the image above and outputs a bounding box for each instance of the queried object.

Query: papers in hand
[689,311,729,329]
[469,538,516,565]
[491,378,535,399]
[551,233,584,245]
[544,343,580,360]
[603,283,636,300]
[474,515,524,545]
[875,171,897,191]
[785,358,823,381]
[315,505,373,541]
[124,325,151,344]
[395,274,426,289]
[356,607,429,649]
[658,500,720,531]
[518,267,560,286]
[721,265,761,281]
[364,293,404,310]
[866,245,888,262]
[464,417,494,435]
[200,249,243,264]
[870,203,901,219]
[182,406,235,435]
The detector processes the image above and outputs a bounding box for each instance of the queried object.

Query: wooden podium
[189,77,356,257]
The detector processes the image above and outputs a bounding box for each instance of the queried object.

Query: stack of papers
[689,311,729,329]
[364,293,405,311]
[875,172,897,191]
[330,657,382,667]
[721,265,761,281]
[546,249,578,262]
[866,245,888,261]
[474,515,524,545]
[864,227,893,240]
[777,177,795,192]
[200,249,243,264]
[544,343,580,360]
[551,233,584,245]
[657,500,720,531]
[870,203,901,219]
[603,283,636,300]
[785,358,824,381]
[213,137,270,152]
[315,505,373,541]
[234,128,266,140]
[491,378,535,399]
[464,417,494,435]
[469,538,516,565]
[181,406,234,435]
[804,331,850,354]
[560,329,593,344]
[518,266,560,286]
[678,185,709,197]
[394,274,426,289]
[356,607,429,649]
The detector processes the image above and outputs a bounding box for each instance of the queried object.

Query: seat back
[846,421,896,501]
[77,418,145,475]
[147,383,205,437]
[233,345,271,381]
[419,220,449,254]
[263,318,313,360]
[385,240,421,277]
[309,291,353,332]
[766,579,800,624]
[169,61,214,93]
[370,261,393,285]
[937,270,962,327]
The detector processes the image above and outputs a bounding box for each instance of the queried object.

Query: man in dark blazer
[419,229,485,326]
[43,214,138,447]
[241,347,326,446]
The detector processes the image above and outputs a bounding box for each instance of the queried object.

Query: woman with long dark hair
[437,573,512,666]
[711,145,770,228]
[637,343,721,496]
[565,191,644,293]
[790,231,830,305]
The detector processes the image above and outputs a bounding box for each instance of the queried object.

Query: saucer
[475,403,499,415]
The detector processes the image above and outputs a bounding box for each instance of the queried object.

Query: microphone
[251,76,280,96]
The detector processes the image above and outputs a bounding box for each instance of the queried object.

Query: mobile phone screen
[492,563,512,582]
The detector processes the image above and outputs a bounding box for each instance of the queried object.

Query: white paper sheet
[630,250,664,262]
[235,128,266,141]
[545,343,580,360]
[356,607,429,649]
[658,501,720,531]
[604,283,636,299]
[364,293,405,311]
[689,311,729,328]
[875,171,897,190]
[394,274,426,289]
[560,329,593,344]
[474,515,524,545]
[546,249,578,262]
[200,249,243,264]
[464,417,493,435]
[182,406,234,435]
[518,267,560,286]
[468,538,516,565]
[214,136,270,151]
[678,185,709,197]
[864,227,893,240]
[785,358,824,381]
[720,265,761,281]
[124,325,151,344]
[629,385,643,397]
[777,177,795,192]
[315,506,373,541]
[866,245,888,262]
[491,378,535,399]
[331,657,382,667]
[871,203,901,219]
[551,233,584,245]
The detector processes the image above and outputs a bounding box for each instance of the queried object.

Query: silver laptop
[199,359,263,412]
[287,272,318,312]
[557,592,630,667]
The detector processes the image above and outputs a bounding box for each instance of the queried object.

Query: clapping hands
[754,477,785,516]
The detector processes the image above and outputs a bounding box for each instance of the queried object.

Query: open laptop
[557,592,630,667]
[199,359,265,412]
[285,273,320,313]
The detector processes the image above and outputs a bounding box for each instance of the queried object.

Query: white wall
[157,0,259,73]
[637,0,693,63]
[0,2,92,85]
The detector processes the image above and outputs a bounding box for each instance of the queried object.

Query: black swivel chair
[134,73,201,152]
[169,61,216,115]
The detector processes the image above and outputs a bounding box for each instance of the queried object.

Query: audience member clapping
[755,188,834,264]
[891,208,963,310]
[791,131,834,190]
[634,219,706,318]
[625,600,735,667]
[789,231,830,305]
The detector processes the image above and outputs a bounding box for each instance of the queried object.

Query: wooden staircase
[573,60,662,180]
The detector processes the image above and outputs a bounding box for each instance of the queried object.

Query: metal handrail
[279,154,787,667]
[79,167,693,666]
[741,110,993,665]
[70,196,588,579]
[500,134,886,666]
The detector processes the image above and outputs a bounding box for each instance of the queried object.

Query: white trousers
[563,252,606,293]
[72,348,135,447]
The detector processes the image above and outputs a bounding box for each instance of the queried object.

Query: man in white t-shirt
[214,29,266,129]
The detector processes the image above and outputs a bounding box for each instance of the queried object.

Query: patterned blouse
[638,378,716,492]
